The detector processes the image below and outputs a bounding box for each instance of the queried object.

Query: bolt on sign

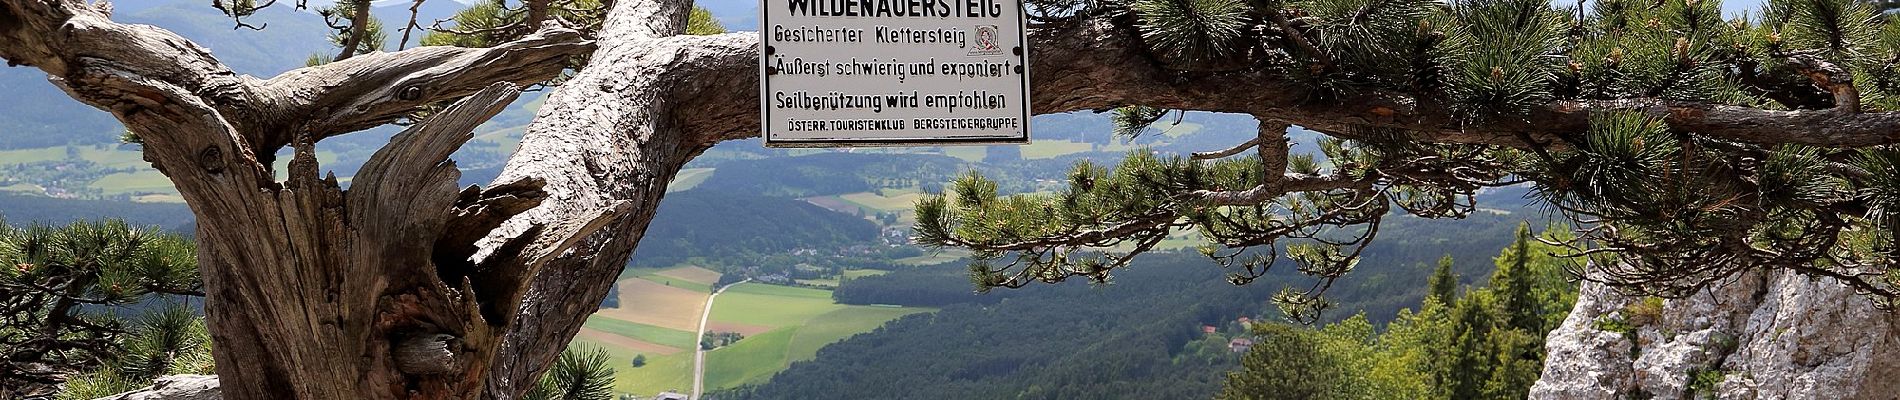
[760,0,1032,147]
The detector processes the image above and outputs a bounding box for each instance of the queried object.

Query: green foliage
[1592,315,1635,334]
[916,0,1900,309]
[316,1,386,56]
[1569,0,1746,103]
[630,189,881,268]
[1625,295,1667,324]
[1295,0,1437,83]
[1492,223,1544,332]
[0,218,205,398]
[422,0,516,48]
[52,368,142,400]
[1109,106,1170,139]
[1216,324,1346,400]
[725,253,1271,399]
[1427,255,1459,305]
[53,304,216,399]
[1132,0,1251,62]
[524,346,617,400]
[1216,226,1578,400]
[1765,0,1880,61]
[1685,367,1727,399]
[117,305,216,379]
[687,7,727,35]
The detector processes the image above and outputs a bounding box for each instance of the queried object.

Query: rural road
[692,278,746,400]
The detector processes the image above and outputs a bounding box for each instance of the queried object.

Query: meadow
[574,267,932,397]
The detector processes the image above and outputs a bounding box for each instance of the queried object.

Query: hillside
[0,193,194,232]
[629,190,883,267]
[721,253,1271,400]
[0,2,333,149]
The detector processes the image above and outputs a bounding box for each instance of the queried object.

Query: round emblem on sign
[969,26,1004,56]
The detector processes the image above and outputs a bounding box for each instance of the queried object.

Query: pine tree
[0,219,204,398]
[1492,223,1543,333]
[11,0,1900,396]
[911,0,1900,318]
[1443,291,1497,400]
[1217,324,1346,400]
[1426,255,1459,306]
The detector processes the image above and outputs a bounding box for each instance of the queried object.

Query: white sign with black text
[760,0,1031,147]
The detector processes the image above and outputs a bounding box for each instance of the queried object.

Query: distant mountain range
[0,1,332,149]
[0,0,768,150]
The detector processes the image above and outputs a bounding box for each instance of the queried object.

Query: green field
[702,298,931,390]
[895,249,970,265]
[843,269,889,279]
[708,284,836,327]
[575,336,694,396]
[0,143,365,203]
[619,266,716,293]
[939,146,987,163]
[703,327,796,389]
[639,274,712,293]
[0,145,146,167]
[668,168,716,192]
[1019,140,1095,159]
[581,279,932,397]
[796,268,891,288]
[0,144,196,202]
[583,316,698,349]
[90,170,175,198]
[0,147,65,164]
[839,190,926,212]
[784,307,920,361]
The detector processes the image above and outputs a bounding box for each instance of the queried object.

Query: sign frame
[758,0,1034,148]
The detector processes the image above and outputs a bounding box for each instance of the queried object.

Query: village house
[1228,337,1255,353]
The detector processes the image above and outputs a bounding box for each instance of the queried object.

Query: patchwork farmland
[572,266,932,396]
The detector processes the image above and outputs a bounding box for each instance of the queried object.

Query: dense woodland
[628,190,881,267]
[0,194,193,233]
[839,201,1537,324]
[13,0,1900,395]
[720,253,1269,400]
[729,223,1577,399]
[693,154,969,197]
[1219,224,1578,400]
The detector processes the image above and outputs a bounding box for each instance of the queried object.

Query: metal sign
[760,0,1032,147]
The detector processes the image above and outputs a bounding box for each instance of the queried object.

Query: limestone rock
[1532,270,1900,400]
[94,375,221,400]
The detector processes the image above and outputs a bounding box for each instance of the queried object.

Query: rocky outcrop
[95,375,220,400]
[1532,270,1900,400]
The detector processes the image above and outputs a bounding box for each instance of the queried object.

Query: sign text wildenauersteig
[761,0,1031,146]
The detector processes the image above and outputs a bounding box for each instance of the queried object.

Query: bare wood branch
[259,26,593,145]
[1787,53,1860,113]
[1191,136,1265,160]
[668,16,1900,151]
[1267,8,1331,73]
[399,0,427,50]
[334,0,373,61]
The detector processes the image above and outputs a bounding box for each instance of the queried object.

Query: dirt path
[692,279,747,400]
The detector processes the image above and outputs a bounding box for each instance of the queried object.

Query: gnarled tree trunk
[10,0,1900,398]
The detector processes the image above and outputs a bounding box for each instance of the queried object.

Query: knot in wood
[394,333,460,375]
[197,145,225,174]
[399,86,425,101]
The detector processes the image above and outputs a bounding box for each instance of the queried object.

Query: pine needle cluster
[0,219,208,398]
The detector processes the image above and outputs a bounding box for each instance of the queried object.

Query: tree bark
[1,2,590,398]
[11,0,1900,398]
